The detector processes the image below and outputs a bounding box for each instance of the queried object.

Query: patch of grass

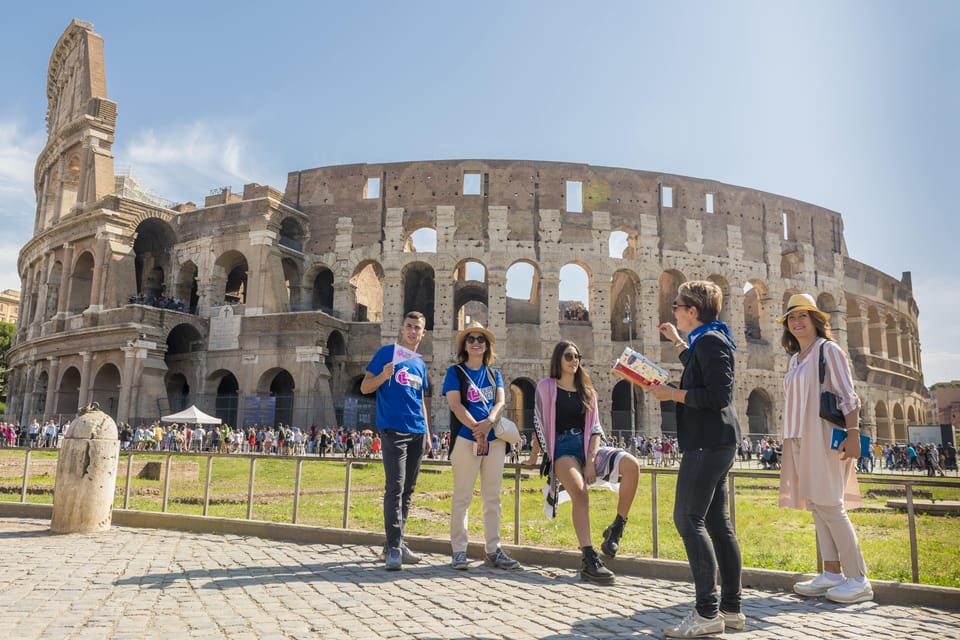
[2,450,958,587]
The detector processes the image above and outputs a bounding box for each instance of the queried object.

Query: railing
[3,447,956,585]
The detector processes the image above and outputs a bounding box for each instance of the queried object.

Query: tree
[0,321,15,399]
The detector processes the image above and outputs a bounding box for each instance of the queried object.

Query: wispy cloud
[119,121,276,204]
[0,119,44,291]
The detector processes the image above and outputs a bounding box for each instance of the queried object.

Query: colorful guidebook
[611,346,670,386]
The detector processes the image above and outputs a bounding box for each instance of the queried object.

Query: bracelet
[673,340,686,349]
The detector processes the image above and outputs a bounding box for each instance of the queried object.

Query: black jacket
[676,331,741,451]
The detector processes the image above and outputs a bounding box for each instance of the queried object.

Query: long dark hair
[548,341,595,412]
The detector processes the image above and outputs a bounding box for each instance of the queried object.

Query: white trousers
[809,501,868,577]
[449,436,507,554]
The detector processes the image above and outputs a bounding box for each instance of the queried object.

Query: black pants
[673,445,742,618]
[381,429,425,550]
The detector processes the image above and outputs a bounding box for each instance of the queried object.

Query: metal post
[343,460,353,529]
[623,295,636,442]
[293,458,303,524]
[246,457,256,520]
[651,471,659,558]
[906,483,919,583]
[123,453,133,509]
[514,463,522,546]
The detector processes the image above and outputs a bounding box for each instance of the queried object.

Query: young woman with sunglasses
[443,321,520,570]
[524,341,640,584]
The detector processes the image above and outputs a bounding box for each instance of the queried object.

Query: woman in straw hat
[778,293,872,603]
[443,321,520,571]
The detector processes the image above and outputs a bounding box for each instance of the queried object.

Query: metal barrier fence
[2,447,955,585]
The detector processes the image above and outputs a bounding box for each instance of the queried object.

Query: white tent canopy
[160,405,222,425]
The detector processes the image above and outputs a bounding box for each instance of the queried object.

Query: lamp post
[622,295,636,443]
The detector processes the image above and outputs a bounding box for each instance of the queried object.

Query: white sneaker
[721,610,746,631]
[664,610,725,638]
[825,578,874,604]
[793,572,845,596]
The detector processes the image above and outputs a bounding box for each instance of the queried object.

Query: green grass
[2,450,958,587]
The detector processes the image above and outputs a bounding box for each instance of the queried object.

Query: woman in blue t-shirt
[443,321,520,571]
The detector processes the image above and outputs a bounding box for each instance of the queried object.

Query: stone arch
[42,164,59,226]
[134,218,177,299]
[744,280,770,342]
[68,251,95,313]
[281,257,301,308]
[885,314,900,361]
[907,405,917,424]
[56,366,82,416]
[405,226,437,253]
[892,403,906,443]
[308,264,335,313]
[59,153,81,217]
[746,388,775,438]
[899,318,914,366]
[611,268,641,342]
[846,296,864,351]
[508,377,537,432]
[175,261,199,313]
[608,228,639,259]
[208,369,240,427]
[351,260,384,322]
[867,306,883,355]
[46,261,62,319]
[258,368,295,427]
[453,258,488,330]
[506,260,540,324]
[166,323,204,356]
[214,250,249,305]
[816,292,836,315]
[279,216,305,252]
[90,362,122,417]
[874,401,892,443]
[658,270,686,338]
[33,371,49,419]
[402,261,435,330]
[611,379,642,436]
[559,262,591,323]
[165,372,190,413]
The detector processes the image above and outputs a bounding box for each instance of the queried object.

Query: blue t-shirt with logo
[442,364,503,442]
[366,344,430,434]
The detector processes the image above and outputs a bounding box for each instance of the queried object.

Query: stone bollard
[50,403,120,533]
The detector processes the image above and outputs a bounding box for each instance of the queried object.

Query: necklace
[796,339,817,363]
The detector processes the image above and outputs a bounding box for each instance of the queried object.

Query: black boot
[580,546,615,585]
[601,514,627,558]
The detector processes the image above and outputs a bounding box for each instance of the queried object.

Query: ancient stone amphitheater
[6,20,928,443]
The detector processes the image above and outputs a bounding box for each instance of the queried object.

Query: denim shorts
[554,431,585,465]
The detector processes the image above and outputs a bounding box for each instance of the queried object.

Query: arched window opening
[60,154,81,217]
[707,275,731,324]
[212,371,240,427]
[282,258,301,308]
[611,270,640,342]
[893,403,906,443]
[351,262,384,322]
[744,282,762,342]
[508,378,537,434]
[56,367,82,417]
[611,379,641,437]
[608,230,639,259]
[68,252,95,314]
[46,261,62,320]
[133,218,176,300]
[506,261,539,324]
[33,371,49,420]
[885,315,900,361]
[405,227,437,253]
[279,217,305,252]
[311,267,335,313]
[559,263,590,322]
[747,389,774,438]
[658,270,686,339]
[867,307,883,355]
[91,363,122,418]
[846,297,864,351]
[175,262,199,314]
[875,401,892,443]
[165,373,190,413]
[269,370,296,427]
[402,262,436,330]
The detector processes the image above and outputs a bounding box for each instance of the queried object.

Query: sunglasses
[672,303,693,310]
[563,352,582,362]
[465,335,487,344]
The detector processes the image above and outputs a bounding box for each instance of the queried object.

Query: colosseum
[6,20,929,443]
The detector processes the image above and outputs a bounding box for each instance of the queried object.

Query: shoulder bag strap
[456,364,490,412]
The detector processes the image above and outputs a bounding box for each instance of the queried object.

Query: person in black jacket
[639,280,744,638]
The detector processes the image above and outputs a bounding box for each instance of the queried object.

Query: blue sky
[1,1,957,384]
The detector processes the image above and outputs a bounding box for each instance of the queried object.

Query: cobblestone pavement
[0,517,956,639]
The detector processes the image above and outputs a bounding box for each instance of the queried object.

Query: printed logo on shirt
[466,385,493,404]
[395,367,424,390]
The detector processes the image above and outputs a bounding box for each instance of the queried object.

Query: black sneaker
[580,546,615,585]
[601,515,627,558]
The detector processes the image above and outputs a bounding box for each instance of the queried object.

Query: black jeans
[381,429,425,550]
[673,445,742,618]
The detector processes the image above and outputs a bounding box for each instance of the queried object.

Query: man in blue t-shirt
[361,311,432,570]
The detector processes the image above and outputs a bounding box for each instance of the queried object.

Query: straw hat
[455,321,496,352]
[777,293,830,324]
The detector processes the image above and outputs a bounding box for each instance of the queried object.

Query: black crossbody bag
[818,342,863,428]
